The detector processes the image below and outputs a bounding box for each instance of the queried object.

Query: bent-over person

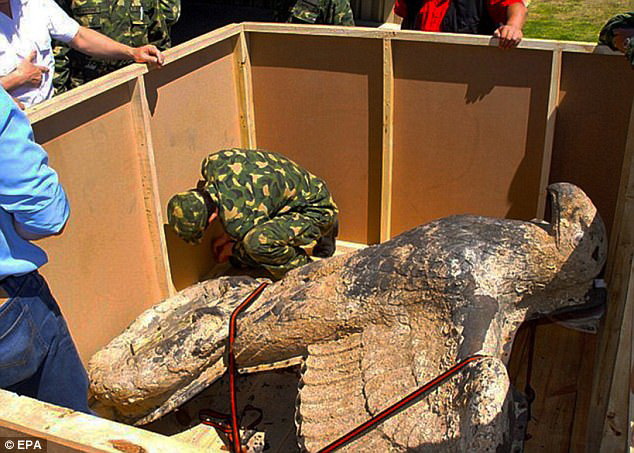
[167,149,339,280]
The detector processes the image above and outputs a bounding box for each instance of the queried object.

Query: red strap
[202,282,486,453]
[317,355,487,453]
[227,282,269,453]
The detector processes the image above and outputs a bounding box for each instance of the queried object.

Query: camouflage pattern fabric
[167,191,210,245]
[53,0,181,91]
[52,41,72,94]
[52,0,73,94]
[274,0,355,25]
[159,0,180,26]
[599,12,634,67]
[231,213,315,279]
[190,148,338,279]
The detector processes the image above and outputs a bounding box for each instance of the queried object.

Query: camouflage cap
[167,191,209,244]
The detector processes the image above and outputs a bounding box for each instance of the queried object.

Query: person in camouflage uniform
[53,0,181,93]
[274,0,355,26]
[599,12,634,68]
[167,149,339,280]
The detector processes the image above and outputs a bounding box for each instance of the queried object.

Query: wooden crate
[2,23,631,452]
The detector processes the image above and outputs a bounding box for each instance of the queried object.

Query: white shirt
[0,0,79,107]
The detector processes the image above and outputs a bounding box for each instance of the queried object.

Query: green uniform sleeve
[159,0,181,26]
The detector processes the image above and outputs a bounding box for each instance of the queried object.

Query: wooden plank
[547,55,634,450]
[163,23,243,63]
[595,98,634,453]
[28,65,143,124]
[145,36,244,291]
[27,23,242,125]
[380,38,394,242]
[26,26,622,128]
[32,83,166,363]
[586,95,634,452]
[607,97,634,276]
[171,424,225,450]
[536,48,562,218]
[528,327,585,452]
[242,22,623,55]
[509,323,589,453]
[129,76,175,297]
[510,324,598,453]
[335,240,368,251]
[234,30,257,149]
[503,51,632,452]
[25,25,623,127]
[550,53,634,243]
[631,287,634,453]
[600,260,634,452]
[569,333,599,452]
[0,390,206,453]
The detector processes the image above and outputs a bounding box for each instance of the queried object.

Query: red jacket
[394,0,523,32]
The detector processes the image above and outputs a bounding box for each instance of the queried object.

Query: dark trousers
[0,272,90,413]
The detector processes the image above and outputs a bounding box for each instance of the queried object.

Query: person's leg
[313,216,339,258]
[241,213,320,279]
[2,272,90,413]
[0,282,48,391]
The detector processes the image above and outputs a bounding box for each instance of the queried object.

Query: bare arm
[69,26,164,65]
[493,2,527,49]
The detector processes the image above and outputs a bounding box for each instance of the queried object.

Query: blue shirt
[0,88,69,279]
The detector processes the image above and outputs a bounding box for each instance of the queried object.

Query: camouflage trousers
[232,210,338,280]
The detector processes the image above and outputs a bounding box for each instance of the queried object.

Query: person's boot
[313,219,338,258]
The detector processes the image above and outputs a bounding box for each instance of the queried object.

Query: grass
[523,0,632,42]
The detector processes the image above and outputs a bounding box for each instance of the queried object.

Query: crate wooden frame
[1,23,631,452]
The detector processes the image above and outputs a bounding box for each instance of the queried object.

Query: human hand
[131,45,164,66]
[212,234,235,263]
[494,24,523,49]
[16,51,49,87]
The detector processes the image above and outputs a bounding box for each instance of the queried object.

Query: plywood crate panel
[33,81,166,363]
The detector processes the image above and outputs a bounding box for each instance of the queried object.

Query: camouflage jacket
[53,0,181,92]
[274,0,355,26]
[200,149,338,241]
[63,0,180,47]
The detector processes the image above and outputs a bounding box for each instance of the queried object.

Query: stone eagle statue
[89,182,607,452]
